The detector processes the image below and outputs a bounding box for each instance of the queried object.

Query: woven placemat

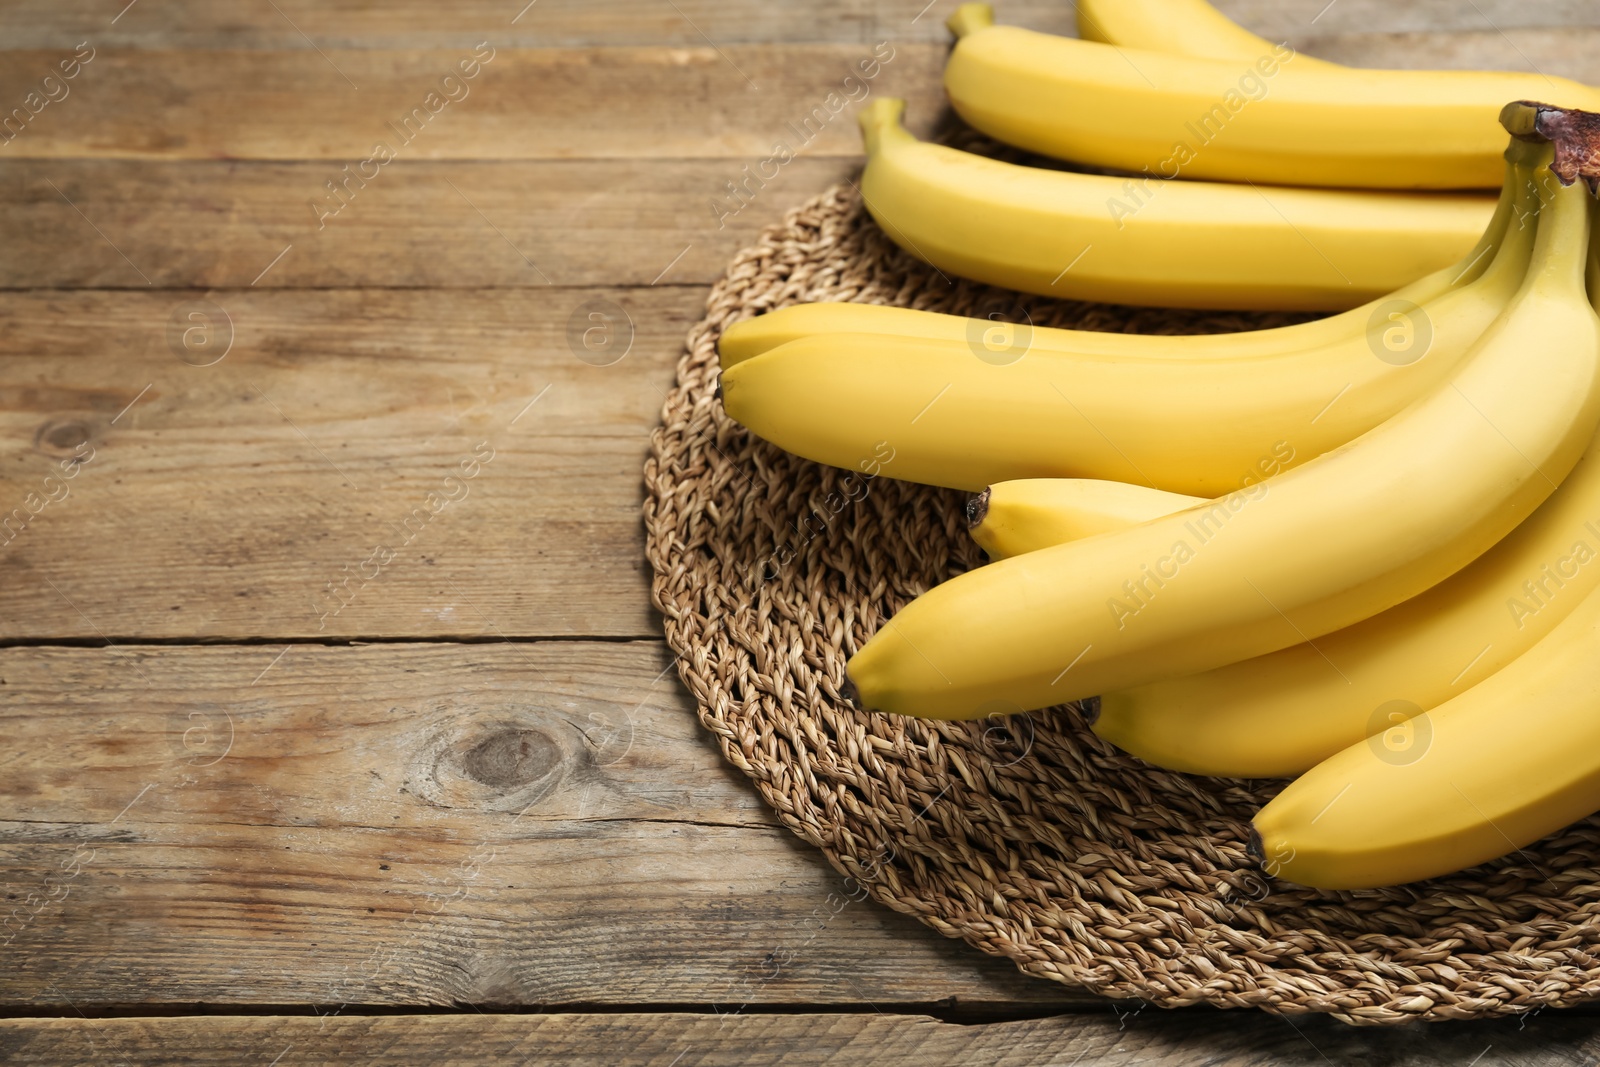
[641,178,1600,1026]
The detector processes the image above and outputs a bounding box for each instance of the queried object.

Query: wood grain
[0,0,1078,50]
[0,642,1090,1010]
[0,158,859,289]
[1304,27,1600,75]
[0,1008,1596,1066]
[1227,0,1600,40]
[2,34,1591,166]
[0,0,1592,50]
[0,286,727,640]
[0,46,944,160]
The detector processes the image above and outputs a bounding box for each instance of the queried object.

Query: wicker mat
[641,180,1600,1026]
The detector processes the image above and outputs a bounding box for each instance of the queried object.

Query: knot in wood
[35,419,92,457]
[407,712,570,814]
[462,728,560,789]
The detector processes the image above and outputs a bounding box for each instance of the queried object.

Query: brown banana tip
[1501,101,1600,193]
[713,377,723,402]
[1081,695,1101,725]
[965,488,991,530]
[1245,826,1266,867]
[839,673,862,708]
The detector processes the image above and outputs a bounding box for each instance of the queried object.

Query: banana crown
[1503,101,1600,193]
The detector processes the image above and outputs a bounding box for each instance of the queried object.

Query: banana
[853,97,1496,309]
[1088,183,1600,778]
[721,157,1539,495]
[729,84,1523,367]
[719,158,1510,366]
[844,139,1600,721]
[944,2,1600,189]
[1252,578,1600,890]
[969,480,1203,560]
[1094,435,1600,778]
[1073,0,1341,71]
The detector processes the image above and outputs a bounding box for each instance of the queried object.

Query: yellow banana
[719,151,1512,366]
[1088,187,1600,778]
[1073,0,1341,71]
[1094,434,1600,778]
[845,147,1600,720]
[720,161,1538,495]
[720,152,1515,368]
[969,479,1203,560]
[954,160,1600,779]
[944,2,1599,189]
[999,392,1600,779]
[854,97,1495,309]
[1252,578,1600,890]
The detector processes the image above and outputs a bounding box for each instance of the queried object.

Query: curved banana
[719,153,1511,366]
[844,156,1600,720]
[720,154,1514,368]
[1094,436,1600,778]
[1252,580,1600,890]
[720,167,1538,495]
[944,3,1599,189]
[1090,196,1600,778]
[969,480,1203,560]
[854,97,1496,309]
[723,144,1517,368]
[1073,0,1341,71]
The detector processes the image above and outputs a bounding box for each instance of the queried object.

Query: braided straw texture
[642,181,1600,1026]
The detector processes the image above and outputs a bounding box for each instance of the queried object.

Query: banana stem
[858,97,911,156]
[1467,148,1548,290]
[1451,160,1519,288]
[946,2,995,40]
[1525,166,1593,296]
[1503,132,1554,168]
[1588,196,1600,307]
[1498,103,1600,297]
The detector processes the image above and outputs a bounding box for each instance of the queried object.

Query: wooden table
[3,1,1600,1062]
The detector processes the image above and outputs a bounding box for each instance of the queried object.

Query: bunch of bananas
[717,2,1600,892]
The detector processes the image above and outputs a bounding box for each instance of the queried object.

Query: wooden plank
[0,643,1092,1010]
[0,36,1594,166]
[1226,0,1600,41]
[1302,28,1600,75]
[0,158,856,289]
[1180,3,1600,74]
[0,286,720,640]
[0,46,944,160]
[0,0,1592,51]
[0,1,1078,50]
[1,1008,1598,1066]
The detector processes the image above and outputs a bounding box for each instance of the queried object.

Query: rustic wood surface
[3,0,1599,1063]
[0,643,1099,1010]
[0,161,855,287]
[2,1010,1600,1067]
